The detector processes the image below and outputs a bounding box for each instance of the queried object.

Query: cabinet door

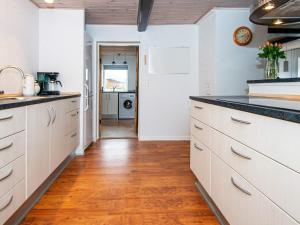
[102,93,108,115]
[50,100,67,172]
[26,103,51,197]
[109,93,118,115]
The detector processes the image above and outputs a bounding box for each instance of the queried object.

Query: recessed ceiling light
[264,3,275,10]
[44,0,54,3]
[273,19,284,25]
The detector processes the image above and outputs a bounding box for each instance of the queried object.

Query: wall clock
[233,26,253,46]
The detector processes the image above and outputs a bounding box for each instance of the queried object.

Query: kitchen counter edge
[0,94,81,111]
[190,96,300,124]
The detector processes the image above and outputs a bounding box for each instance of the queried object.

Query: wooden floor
[101,119,137,139]
[21,139,219,225]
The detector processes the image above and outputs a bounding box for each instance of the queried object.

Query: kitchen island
[190,95,300,225]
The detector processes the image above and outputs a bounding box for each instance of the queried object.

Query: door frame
[95,42,141,140]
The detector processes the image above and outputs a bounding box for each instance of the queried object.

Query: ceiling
[31,0,253,25]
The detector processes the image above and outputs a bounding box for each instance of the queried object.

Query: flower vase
[265,59,279,79]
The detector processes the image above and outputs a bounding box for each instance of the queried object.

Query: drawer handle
[0,195,13,211]
[231,147,252,160]
[194,125,203,130]
[0,142,13,151]
[71,113,77,117]
[0,167,13,181]
[231,117,251,125]
[231,177,251,196]
[71,100,77,103]
[194,106,203,110]
[0,115,13,121]
[194,143,203,151]
[71,133,77,138]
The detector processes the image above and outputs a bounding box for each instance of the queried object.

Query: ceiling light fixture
[264,2,275,11]
[273,19,284,25]
[44,0,54,4]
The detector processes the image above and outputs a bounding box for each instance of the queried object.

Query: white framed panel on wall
[148,47,190,75]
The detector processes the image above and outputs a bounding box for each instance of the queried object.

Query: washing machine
[119,93,136,119]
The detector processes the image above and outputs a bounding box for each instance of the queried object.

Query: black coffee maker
[37,72,62,95]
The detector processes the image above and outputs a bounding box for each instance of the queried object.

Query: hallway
[21,139,218,225]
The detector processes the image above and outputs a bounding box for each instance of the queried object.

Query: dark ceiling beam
[137,0,154,32]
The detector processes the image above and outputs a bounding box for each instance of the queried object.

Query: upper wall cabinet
[148,47,190,75]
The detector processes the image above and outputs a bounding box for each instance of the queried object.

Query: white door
[83,34,94,149]
[26,103,51,197]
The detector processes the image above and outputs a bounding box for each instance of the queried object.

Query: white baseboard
[138,136,190,141]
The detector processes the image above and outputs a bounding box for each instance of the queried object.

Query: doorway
[98,45,139,139]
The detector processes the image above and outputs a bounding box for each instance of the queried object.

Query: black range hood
[250,0,300,43]
[250,0,300,26]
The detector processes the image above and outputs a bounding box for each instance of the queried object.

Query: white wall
[102,55,137,91]
[86,25,199,140]
[197,8,268,95]
[39,9,85,154]
[0,0,39,94]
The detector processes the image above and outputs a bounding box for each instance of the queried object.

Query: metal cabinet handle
[0,195,13,211]
[194,143,203,151]
[194,124,203,130]
[0,142,13,151]
[194,106,203,110]
[71,112,77,117]
[71,132,77,138]
[0,167,13,181]
[0,115,13,121]
[71,100,77,103]
[231,177,251,196]
[231,147,252,160]
[231,117,251,125]
[47,107,52,127]
[51,106,56,125]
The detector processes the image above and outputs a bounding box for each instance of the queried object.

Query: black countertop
[0,93,81,111]
[247,78,300,84]
[190,96,300,124]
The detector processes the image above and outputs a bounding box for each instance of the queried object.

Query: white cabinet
[211,154,298,225]
[27,103,51,197]
[190,99,300,225]
[27,98,80,197]
[50,100,68,172]
[102,93,118,116]
[190,136,211,194]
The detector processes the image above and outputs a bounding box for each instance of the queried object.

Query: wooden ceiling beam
[137,0,154,32]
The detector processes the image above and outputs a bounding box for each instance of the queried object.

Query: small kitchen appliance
[37,72,62,95]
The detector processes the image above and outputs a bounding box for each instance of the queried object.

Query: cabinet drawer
[211,105,300,174]
[190,100,212,126]
[0,131,25,169]
[211,154,299,225]
[0,108,25,139]
[211,129,300,223]
[0,156,25,199]
[65,109,79,135]
[65,98,80,113]
[66,129,79,154]
[0,179,26,225]
[190,118,211,149]
[190,136,211,194]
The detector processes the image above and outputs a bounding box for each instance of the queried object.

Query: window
[102,65,128,92]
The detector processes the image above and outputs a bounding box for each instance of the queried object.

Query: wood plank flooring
[21,139,219,225]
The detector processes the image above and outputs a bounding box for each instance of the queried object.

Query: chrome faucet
[0,65,25,95]
[0,65,25,79]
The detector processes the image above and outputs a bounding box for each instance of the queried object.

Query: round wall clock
[233,26,253,46]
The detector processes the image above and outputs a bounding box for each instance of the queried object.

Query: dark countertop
[190,96,300,124]
[247,78,300,84]
[0,93,81,111]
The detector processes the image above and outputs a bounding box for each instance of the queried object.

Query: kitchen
[0,0,299,224]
